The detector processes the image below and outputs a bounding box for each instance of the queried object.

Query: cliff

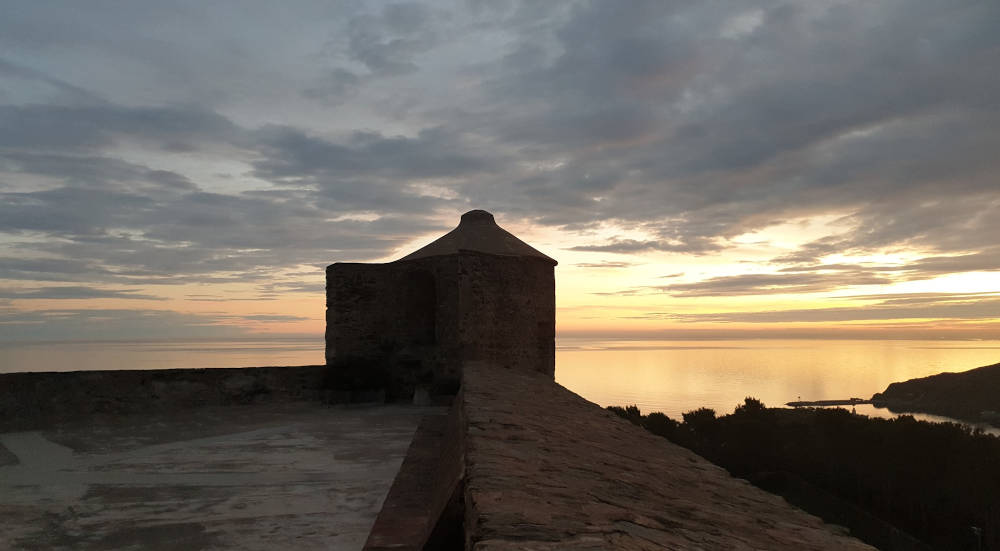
[872,362,1000,425]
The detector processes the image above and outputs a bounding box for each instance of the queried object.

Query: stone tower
[325,210,557,400]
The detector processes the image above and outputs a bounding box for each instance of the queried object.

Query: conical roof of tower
[398,210,557,264]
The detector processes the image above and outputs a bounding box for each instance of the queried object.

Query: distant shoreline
[871,362,1000,429]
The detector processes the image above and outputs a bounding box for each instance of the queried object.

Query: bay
[555,338,1000,433]
[2,337,998,431]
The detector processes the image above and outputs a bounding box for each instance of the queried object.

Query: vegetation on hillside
[610,400,1000,551]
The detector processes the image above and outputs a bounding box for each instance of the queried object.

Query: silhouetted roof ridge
[397,210,557,264]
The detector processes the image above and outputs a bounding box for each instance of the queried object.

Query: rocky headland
[872,361,1000,426]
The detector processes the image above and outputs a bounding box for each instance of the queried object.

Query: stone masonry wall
[456,253,554,377]
[325,262,437,366]
[0,365,325,432]
[326,259,457,398]
[326,252,555,400]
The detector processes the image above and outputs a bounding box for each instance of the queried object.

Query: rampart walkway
[458,363,875,550]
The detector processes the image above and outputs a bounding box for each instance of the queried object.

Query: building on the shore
[325,209,557,400]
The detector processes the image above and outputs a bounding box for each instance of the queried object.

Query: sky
[1,0,999,342]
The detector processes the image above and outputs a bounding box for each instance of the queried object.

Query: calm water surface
[2,337,998,429]
[555,338,1000,428]
[0,338,324,373]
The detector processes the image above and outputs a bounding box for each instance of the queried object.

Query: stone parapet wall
[459,363,876,550]
[327,257,458,398]
[0,365,325,431]
[326,259,445,368]
[455,254,554,376]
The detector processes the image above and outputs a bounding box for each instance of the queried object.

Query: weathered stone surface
[461,364,876,550]
[0,403,439,550]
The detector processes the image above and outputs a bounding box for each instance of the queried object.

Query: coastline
[871,362,1000,429]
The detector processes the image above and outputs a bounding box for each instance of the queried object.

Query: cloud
[456,1,1000,257]
[0,286,163,300]
[573,261,636,269]
[590,288,657,297]
[571,236,722,254]
[345,3,439,76]
[903,249,1000,278]
[233,314,310,322]
[839,292,1000,307]
[659,294,1000,324]
[1,151,197,191]
[772,246,1000,284]
[252,125,495,185]
[0,308,248,342]
[0,103,240,152]
[0,257,118,283]
[301,69,362,104]
[656,270,895,297]
[0,57,101,104]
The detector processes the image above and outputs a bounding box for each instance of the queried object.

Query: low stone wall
[459,363,876,550]
[0,366,325,431]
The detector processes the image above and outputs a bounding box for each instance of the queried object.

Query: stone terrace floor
[0,403,441,550]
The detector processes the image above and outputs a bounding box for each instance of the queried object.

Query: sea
[2,337,998,432]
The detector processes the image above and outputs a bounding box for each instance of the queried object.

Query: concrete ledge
[363,406,464,551]
[459,363,876,550]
